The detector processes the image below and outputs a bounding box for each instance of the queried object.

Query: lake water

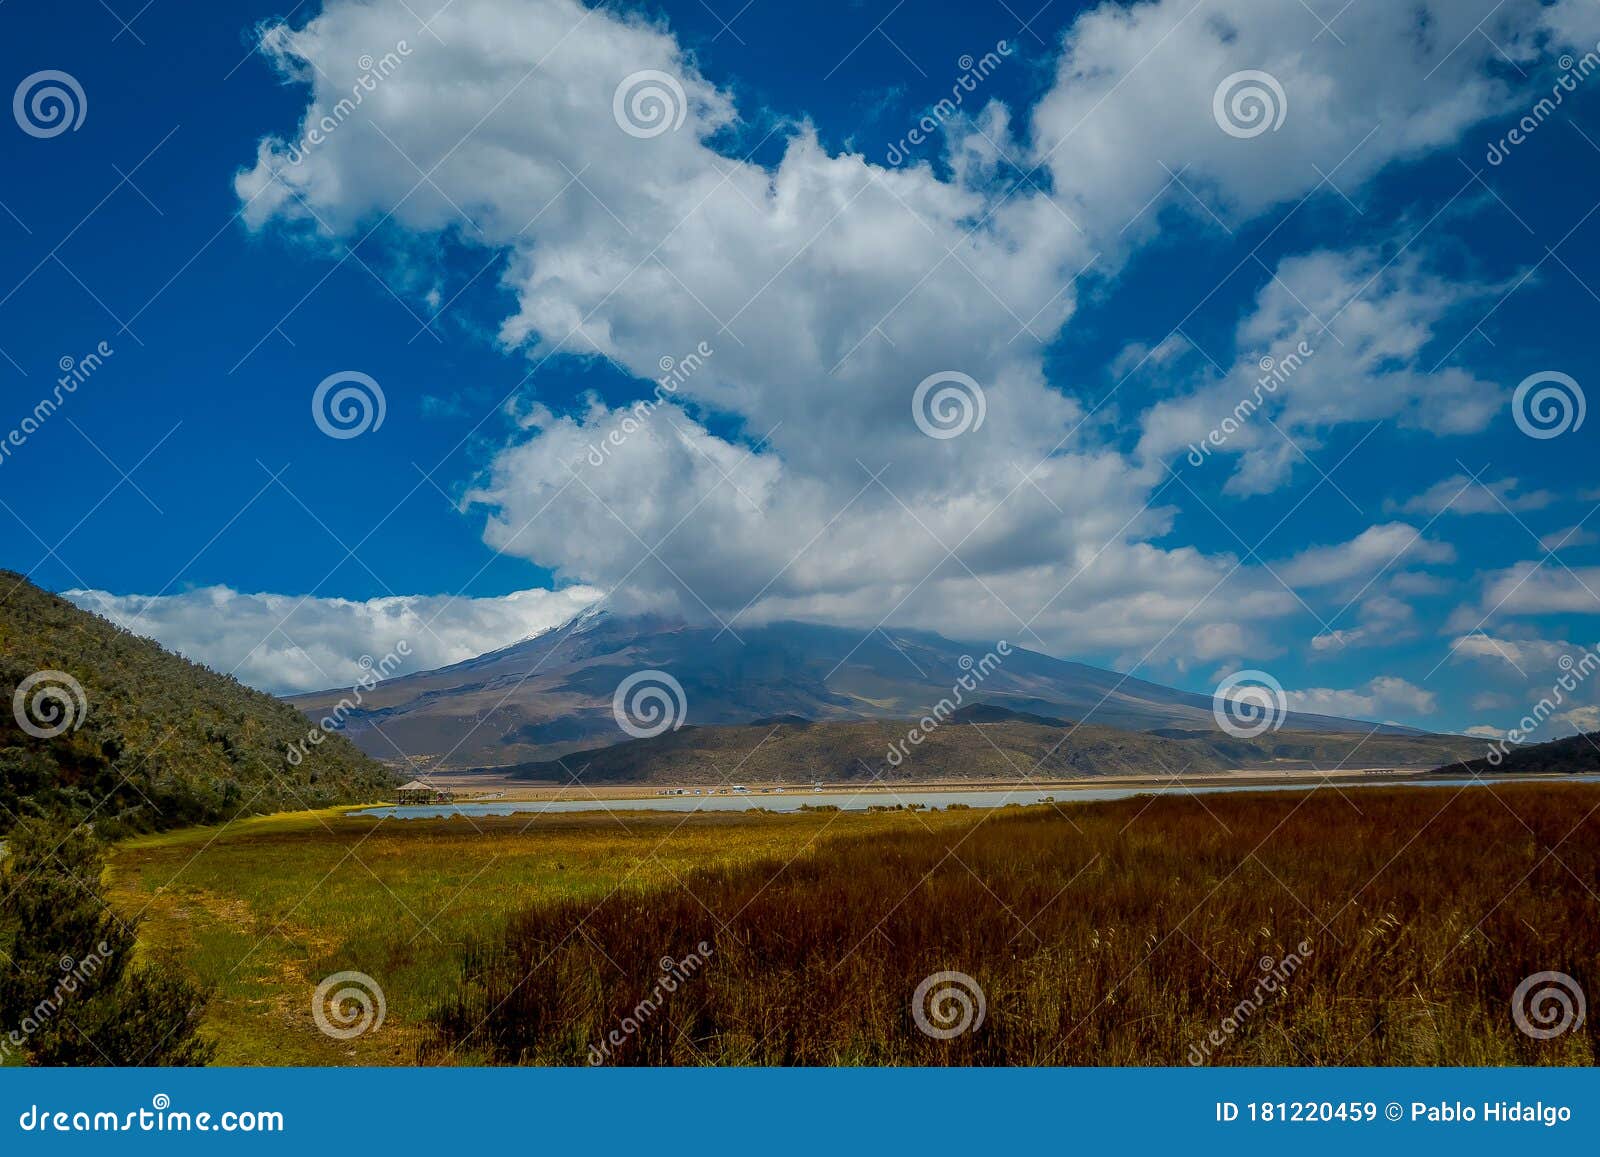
[354,774,1600,820]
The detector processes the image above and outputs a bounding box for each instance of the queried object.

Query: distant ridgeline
[0,572,393,835]
[496,704,1483,786]
[1441,730,1600,778]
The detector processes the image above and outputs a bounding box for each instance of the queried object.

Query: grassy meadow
[107,783,1600,1066]
[105,803,960,1064]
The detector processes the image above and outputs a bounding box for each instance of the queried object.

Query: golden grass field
[105,803,956,1064]
[107,782,1600,1066]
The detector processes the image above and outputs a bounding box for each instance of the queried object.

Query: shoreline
[397,765,1443,805]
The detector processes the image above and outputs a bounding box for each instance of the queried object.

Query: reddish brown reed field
[424,784,1600,1066]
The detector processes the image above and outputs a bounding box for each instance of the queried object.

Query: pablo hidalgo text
[1411,1101,1572,1126]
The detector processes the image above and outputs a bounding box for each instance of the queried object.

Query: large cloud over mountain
[229,0,1580,670]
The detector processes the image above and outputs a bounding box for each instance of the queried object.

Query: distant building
[395,779,454,805]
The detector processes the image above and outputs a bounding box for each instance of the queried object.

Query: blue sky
[3,0,1599,741]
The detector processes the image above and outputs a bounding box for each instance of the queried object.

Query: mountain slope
[497,709,1480,786]
[290,610,1436,771]
[1435,731,1600,777]
[0,572,393,834]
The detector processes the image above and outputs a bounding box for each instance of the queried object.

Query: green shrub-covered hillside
[0,572,394,835]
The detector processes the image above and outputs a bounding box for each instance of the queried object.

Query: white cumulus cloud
[1286,676,1438,721]
[210,0,1577,686]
